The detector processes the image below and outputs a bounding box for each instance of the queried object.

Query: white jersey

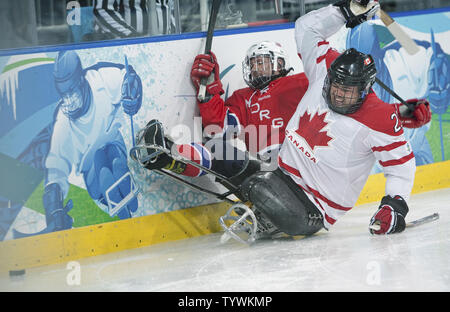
[278,5,416,229]
[45,66,126,197]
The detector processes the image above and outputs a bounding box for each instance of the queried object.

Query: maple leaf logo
[295,111,332,151]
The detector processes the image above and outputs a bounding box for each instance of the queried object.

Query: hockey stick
[374,77,416,115]
[124,55,135,147]
[197,0,222,102]
[376,9,420,55]
[374,77,405,105]
[369,212,440,231]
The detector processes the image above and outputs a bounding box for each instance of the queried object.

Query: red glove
[190,51,224,99]
[395,99,432,129]
[369,195,409,235]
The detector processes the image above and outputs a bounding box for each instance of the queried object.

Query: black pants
[240,168,324,236]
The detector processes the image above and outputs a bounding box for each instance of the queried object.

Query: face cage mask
[322,74,369,115]
[243,55,279,90]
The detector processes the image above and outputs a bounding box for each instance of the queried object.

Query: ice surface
[1,188,449,292]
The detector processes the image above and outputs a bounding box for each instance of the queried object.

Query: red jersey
[198,72,309,157]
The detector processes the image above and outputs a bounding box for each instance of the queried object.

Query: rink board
[1,7,450,272]
[0,160,449,273]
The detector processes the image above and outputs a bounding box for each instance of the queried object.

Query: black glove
[334,0,380,28]
[369,195,409,235]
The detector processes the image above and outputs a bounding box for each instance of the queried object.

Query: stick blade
[406,212,439,228]
[369,212,440,232]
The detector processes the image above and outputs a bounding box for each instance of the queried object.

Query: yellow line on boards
[0,201,231,273]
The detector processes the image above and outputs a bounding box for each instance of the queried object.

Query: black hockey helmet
[322,48,377,115]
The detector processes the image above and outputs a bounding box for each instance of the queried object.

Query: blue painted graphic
[45,51,141,224]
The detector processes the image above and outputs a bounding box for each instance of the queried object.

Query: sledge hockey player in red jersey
[191,41,309,160]
[138,41,310,180]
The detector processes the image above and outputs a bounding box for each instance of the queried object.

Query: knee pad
[240,170,322,236]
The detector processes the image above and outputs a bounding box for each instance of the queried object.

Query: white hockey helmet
[242,41,291,89]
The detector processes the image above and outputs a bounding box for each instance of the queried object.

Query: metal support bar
[299,0,305,16]
[174,0,182,34]
[148,0,159,36]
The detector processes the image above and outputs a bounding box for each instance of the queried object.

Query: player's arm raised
[294,4,344,82]
[294,0,379,82]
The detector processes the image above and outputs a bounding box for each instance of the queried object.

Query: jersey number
[391,113,402,133]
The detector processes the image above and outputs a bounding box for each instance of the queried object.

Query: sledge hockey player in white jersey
[271,0,421,237]
[219,0,431,243]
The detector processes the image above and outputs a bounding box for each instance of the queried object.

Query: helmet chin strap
[274,67,294,80]
[253,67,294,90]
